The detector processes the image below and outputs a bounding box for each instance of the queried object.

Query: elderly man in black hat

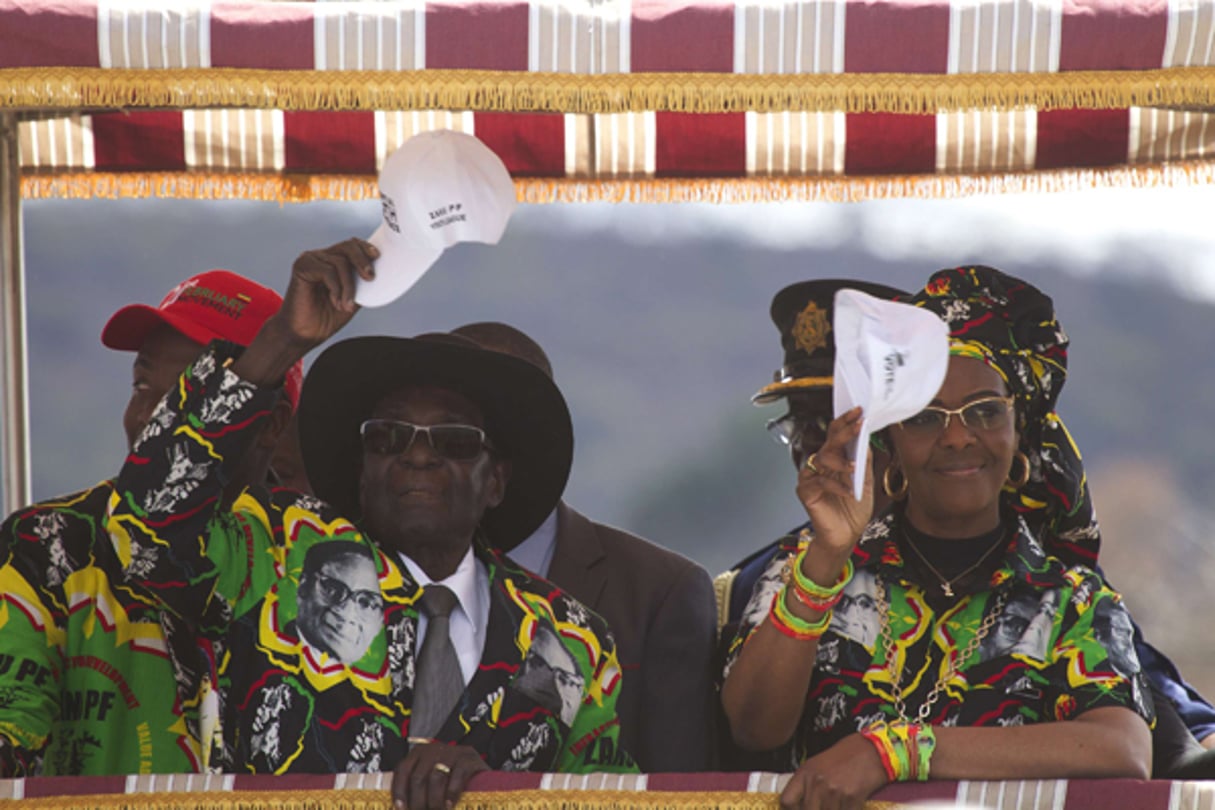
[713,278,903,771]
[106,240,633,807]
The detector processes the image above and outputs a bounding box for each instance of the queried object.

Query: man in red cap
[0,270,299,776]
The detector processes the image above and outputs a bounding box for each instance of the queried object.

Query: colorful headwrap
[903,266,1100,567]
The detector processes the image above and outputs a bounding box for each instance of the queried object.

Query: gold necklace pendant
[875,577,1007,725]
[903,527,1007,599]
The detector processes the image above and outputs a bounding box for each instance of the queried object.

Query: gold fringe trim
[0,788,387,810]
[2,67,1215,115]
[19,160,1215,204]
[19,172,370,204]
[0,789,910,810]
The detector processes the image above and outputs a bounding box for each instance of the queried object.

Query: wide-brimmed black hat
[298,333,573,550]
[752,279,906,404]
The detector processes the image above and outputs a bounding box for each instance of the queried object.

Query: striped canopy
[4,0,1215,201]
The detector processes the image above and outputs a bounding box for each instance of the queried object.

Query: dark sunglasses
[360,419,493,461]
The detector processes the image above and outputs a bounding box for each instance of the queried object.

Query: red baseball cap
[101,269,302,409]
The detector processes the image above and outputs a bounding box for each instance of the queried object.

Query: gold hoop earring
[882,466,909,501]
[1006,451,1030,488]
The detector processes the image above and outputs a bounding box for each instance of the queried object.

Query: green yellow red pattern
[0,483,212,776]
[724,510,1153,766]
[105,342,634,774]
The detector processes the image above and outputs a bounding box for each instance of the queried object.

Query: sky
[3,179,1215,521]
[535,183,1215,301]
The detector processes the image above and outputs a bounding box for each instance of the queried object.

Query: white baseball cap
[832,289,949,500]
[358,129,518,307]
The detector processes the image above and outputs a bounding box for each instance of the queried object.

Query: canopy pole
[1,112,30,515]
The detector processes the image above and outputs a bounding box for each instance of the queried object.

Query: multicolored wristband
[860,720,936,782]
[912,722,936,781]
[768,588,832,641]
[788,540,853,608]
[861,720,902,781]
[788,579,844,612]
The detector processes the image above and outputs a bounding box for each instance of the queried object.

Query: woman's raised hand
[795,406,874,561]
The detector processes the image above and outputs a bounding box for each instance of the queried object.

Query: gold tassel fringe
[3,67,1215,115]
[0,788,388,810]
[20,160,1215,204]
[0,789,918,810]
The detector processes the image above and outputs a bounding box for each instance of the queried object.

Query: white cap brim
[356,221,445,308]
[359,129,518,308]
[832,289,950,500]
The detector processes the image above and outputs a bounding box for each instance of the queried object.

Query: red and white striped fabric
[3,0,1214,74]
[4,0,1215,199]
[1,772,1213,810]
[16,107,1215,198]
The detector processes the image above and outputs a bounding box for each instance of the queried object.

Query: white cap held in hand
[832,289,950,500]
[359,129,518,307]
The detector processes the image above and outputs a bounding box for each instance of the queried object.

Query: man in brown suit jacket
[453,322,718,772]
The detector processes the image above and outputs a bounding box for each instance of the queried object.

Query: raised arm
[106,240,378,629]
[721,407,873,751]
[105,340,285,627]
[231,239,377,389]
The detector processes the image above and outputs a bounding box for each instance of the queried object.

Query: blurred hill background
[8,192,1215,697]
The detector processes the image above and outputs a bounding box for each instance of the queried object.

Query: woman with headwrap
[721,266,1153,808]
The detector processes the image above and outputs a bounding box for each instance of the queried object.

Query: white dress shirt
[400,546,489,686]
[506,508,559,578]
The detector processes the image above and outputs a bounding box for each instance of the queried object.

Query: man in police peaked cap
[713,278,904,771]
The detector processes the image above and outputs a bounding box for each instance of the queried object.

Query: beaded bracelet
[860,721,903,781]
[911,722,936,781]
[860,720,936,782]
[788,579,844,612]
[768,588,832,641]
[789,544,853,605]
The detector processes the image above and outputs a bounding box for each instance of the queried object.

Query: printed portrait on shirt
[1090,596,1140,679]
[980,589,1060,664]
[293,541,384,665]
[739,553,789,633]
[514,624,584,726]
[831,568,880,650]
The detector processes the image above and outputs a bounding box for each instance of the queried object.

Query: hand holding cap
[832,290,949,499]
[360,129,518,307]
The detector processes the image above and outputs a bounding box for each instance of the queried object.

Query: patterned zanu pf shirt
[724,511,1155,765]
[105,343,635,774]
[0,483,214,776]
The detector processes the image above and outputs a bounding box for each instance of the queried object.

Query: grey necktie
[411,584,464,739]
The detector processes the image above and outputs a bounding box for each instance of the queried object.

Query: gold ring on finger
[433,762,452,774]
[804,453,821,475]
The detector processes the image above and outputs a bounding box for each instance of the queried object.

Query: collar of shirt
[852,510,1071,592]
[399,546,490,686]
[506,507,560,577]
